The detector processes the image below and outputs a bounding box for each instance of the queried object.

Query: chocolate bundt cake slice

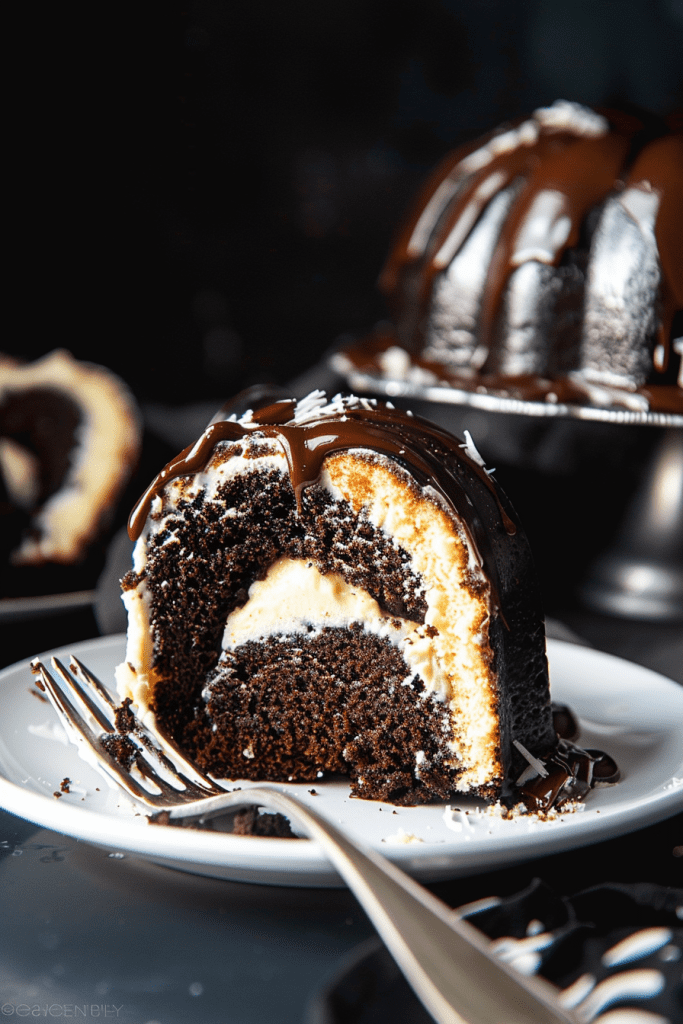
[116,391,555,806]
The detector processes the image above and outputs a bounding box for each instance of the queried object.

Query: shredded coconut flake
[382,828,424,845]
[533,99,608,137]
[459,430,495,475]
[513,739,549,778]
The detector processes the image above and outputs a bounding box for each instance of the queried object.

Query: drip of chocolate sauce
[517,702,620,813]
[127,396,517,617]
[380,109,682,404]
[345,329,683,415]
[474,132,632,358]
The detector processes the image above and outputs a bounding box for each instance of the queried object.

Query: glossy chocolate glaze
[386,128,632,344]
[474,133,631,358]
[128,397,517,616]
[367,105,683,413]
[625,132,683,363]
[516,702,620,813]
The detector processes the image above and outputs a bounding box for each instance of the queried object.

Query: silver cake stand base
[578,427,683,622]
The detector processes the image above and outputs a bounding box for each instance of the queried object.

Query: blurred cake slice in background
[0,349,141,597]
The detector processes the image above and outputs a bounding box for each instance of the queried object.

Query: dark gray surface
[1,612,681,1024]
[0,816,373,1024]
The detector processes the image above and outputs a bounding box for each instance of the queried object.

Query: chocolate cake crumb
[201,627,462,805]
[113,697,137,734]
[148,810,217,831]
[232,807,300,839]
[147,802,300,837]
[101,731,138,770]
[53,777,72,799]
[149,810,171,827]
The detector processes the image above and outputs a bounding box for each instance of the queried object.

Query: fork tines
[31,656,223,809]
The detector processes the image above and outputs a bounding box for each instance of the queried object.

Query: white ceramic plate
[1,635,682,887]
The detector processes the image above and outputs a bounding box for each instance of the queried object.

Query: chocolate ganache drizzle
[349,102,683,413]
[383,113,632,346]
[128,394,516,607]
[515,703,620,814]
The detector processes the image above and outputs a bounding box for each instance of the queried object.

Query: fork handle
[170,787,576,1024]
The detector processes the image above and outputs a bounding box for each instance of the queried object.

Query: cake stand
[338,365,683,622]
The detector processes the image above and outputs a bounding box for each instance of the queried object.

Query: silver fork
[31,655,577,1024]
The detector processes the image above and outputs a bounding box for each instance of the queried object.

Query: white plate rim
[1,634,682,887]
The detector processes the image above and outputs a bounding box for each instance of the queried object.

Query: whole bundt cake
[336,100,683,416]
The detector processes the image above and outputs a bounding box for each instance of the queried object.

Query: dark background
[2,14,681,1022]
[11,0,683,404]
[5,0,683,631]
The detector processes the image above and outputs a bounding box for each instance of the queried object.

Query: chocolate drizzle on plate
[515,702,620,814]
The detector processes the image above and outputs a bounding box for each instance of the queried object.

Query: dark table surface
[1,600,681,1024]
[1,392,681,1024]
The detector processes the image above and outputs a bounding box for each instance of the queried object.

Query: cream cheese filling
[221,556,445,697]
